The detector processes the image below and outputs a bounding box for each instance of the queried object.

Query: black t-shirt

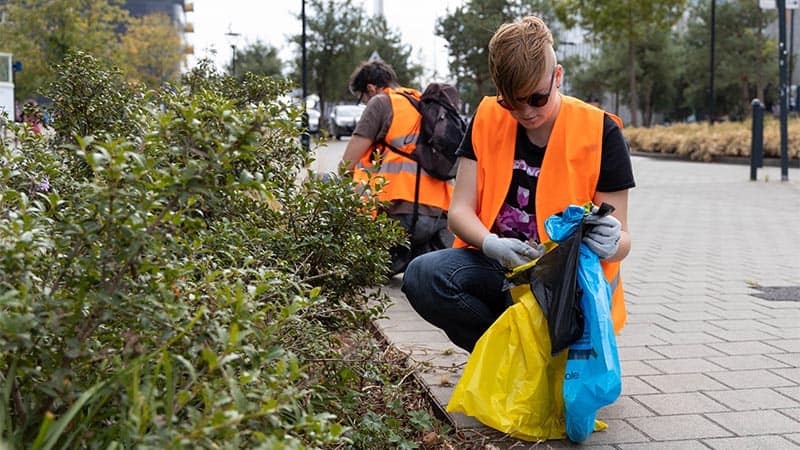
[457,114,635,243]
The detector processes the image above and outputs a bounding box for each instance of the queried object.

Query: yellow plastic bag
[446,270,607,441]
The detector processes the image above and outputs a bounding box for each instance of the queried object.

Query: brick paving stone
[621,314,672,326]
[410,352,468,370]
[648,343,727,359]
[576,419,649,445]
[707,318,779,331]
[702,388,800,411]
[649,330,724,345]
[777,386,800,402]
[703,435,800,450]
[618,323,659,336]
[764,339,800,353]
[781,407,800,421]
[663,311,724,322]
[622,376,661,395]
[710,309,771,320]
[772,367,800,384]
[654,320,727,334]
[419,370,460,391]
[426,384,455,406]
[707,354,792,370]
[769,353,800,366]
[644,358,726,374]
[633,392,729,415]
[764,308,800,319]
[625,304,678,315]
[767,327,800,339]
[597,396,655,419]
[622,294,673,305]
[758,317,800,328]
[627,414,733,440]
[706,409,800,435]
[521,438,614,450]
[706,369,797,389]
[708,340,787,355]
[627,282,683,296]
[621,360,663,376]
[619,346,669,361]
[639,373,729,393]
[616,333,670,347]
[707,328,783,341]
[382,329,450,345]
[619,441,712,450]
[663,301,726,313]
[660,295,722,308]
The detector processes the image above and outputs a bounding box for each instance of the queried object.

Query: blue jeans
[402,247,512,352]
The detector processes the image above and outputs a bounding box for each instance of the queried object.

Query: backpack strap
[377,88,421,158]
[378,89,423,241]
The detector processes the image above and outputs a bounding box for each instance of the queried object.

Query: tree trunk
[628,40,639,127]
[740,75,751,119]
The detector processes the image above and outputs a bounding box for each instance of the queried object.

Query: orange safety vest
[353,87,453,212]
[457,94,627,333]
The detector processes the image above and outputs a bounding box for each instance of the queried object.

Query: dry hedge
[624,117,800,162]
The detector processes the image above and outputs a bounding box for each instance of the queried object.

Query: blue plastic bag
[545,205,622,443]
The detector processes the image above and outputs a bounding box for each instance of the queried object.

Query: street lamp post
[224,29,241,77]
[777,0,789,181]
[301,0,310,150]
[709,0,716,126]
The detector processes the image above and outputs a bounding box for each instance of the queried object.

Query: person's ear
[556,64,563,88]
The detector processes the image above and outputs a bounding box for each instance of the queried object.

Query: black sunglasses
[497,70,556,110]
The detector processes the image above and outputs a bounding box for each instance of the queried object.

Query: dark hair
[348,60,398,96]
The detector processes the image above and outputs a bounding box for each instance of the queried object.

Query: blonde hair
[488,16,555,109]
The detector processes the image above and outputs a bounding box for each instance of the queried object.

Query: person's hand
[583,214,621,259]
[482,233,544,269]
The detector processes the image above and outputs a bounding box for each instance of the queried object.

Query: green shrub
[0,51,438,449]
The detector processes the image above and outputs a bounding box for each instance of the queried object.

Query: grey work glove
[482,233,545,269]
[583,214,621,259]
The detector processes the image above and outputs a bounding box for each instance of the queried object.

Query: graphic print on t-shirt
[491,124,547,243]
[494,158,541,243]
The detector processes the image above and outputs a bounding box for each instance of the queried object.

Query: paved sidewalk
[375,156,800,449]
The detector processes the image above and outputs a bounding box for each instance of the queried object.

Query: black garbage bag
[503,217,583,355]
[503,203,616,355]
[529,226,584,355]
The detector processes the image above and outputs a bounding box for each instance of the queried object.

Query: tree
[680,0,776,120]
[569,29,682,126]
[436,0,559,113]
[355,15,422,91]
[290,0,422,117]
[227,39,284,79]
[117,12,184,89]
[0,0,130,100]
[554,0,687,126]
[290,0,367,116]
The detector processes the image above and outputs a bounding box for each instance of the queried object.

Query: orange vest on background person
[456,94,627,333]
[353,87,453,212]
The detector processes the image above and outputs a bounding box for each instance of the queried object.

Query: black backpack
[386,83,467,181]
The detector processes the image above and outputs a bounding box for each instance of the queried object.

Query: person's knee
[401,252,429,298]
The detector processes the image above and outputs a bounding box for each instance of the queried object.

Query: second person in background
[339,60,454,276]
